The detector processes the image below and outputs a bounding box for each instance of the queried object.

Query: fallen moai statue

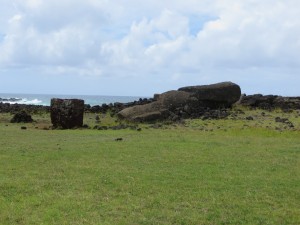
[118,81,241,122]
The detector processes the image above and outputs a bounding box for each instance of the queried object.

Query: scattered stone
[235,109,245,114]
[21,126,27,130]
[10,111,33,123]
[115,138,123,141]
[95,115,100,123]
[149,124,163,129]
[96,126,108,130]
[275,117,294,128]
[246,116,254,120]
[239,94,300,110]
[275,117,288,123]
[0,102,50,114]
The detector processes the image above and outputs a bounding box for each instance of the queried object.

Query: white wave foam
[22,98,43,105]
[0,98,43,105]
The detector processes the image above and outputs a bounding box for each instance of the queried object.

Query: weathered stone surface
[118,101,165,122]
[10,111,33,123]
[50,98,84,129]
[178,81,241,107]
[118,82,241,122]
[118,91,192,122]
[157,90,192,109]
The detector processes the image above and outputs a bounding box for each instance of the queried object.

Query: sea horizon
[0,93,149,106]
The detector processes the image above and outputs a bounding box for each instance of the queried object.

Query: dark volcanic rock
[85,98,155,114]
[178,81,241,107]
[10,111,33,123]
[239,94,278,110]
[118,101,168,122]
[239,94,300,110]
[118,82,241,122]
[50,98,84,129]
[157,90,192,109]
[118,91,192,122]
[0,103,50,114]
[0,97,22,102]
[275,117,294,128]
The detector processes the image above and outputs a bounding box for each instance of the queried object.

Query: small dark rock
[21,126,27,130]
[275,117,293,128]
[149,124,163,129]
[115,138,123,141]
[93,125,100,129]
[11,111,33,123]
[97,126,108,130]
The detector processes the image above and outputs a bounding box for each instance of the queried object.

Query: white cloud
[26,0,42,9]
[0,0,300,95]
[9,14,23,23]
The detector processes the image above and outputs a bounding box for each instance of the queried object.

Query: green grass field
[0,109,300,224]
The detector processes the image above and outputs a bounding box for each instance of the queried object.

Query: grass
[0,109,300,224]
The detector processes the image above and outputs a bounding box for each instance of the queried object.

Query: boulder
[178,81,241,107]
[118,101,166,122]
[10,111,33,123]
[118,82,241,122]
[50,98,84,129]
[118,90,192,122]
[157,90,192,109]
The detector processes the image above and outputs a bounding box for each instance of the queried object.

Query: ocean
[0,93,148,106]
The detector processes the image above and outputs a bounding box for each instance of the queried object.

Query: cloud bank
[0,0,300,95]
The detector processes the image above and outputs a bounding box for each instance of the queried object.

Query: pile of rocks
[85,98,155,114]
[239,94,300,110]
[0,102,50,113]
[10,111,33,123]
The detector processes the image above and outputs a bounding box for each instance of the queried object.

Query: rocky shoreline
[0,97,154,115]
[239,94,300,111]
[1,82,300,124]
[1,94,300,115]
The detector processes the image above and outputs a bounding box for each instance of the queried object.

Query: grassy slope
[0,110,299,225]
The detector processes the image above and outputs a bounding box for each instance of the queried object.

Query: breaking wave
[0,97,43,105]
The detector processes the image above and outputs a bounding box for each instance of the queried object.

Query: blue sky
[0,0,299,96]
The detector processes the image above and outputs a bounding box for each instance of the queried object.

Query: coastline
[0,93,148,106]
